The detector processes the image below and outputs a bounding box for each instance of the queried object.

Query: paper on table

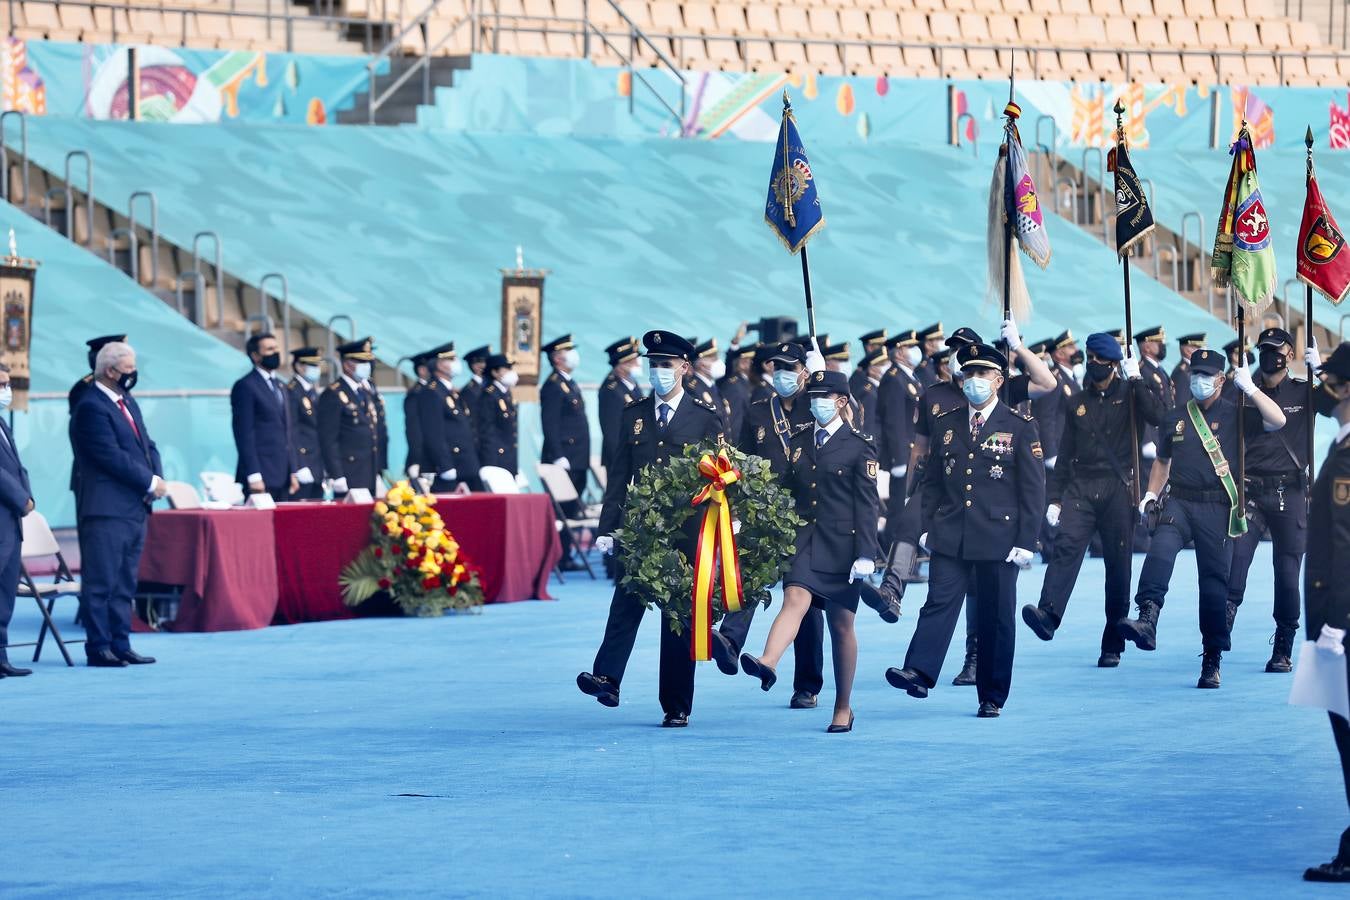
[1289,640,1350,722]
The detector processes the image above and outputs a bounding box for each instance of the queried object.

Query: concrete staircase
[336,55,469,125]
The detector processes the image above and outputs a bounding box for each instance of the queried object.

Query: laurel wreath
[616,443,804,635]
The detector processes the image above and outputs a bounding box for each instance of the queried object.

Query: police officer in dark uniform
[1035,329,1080,472]
[1171,332,1206,405]
[539,334,590,498]
[740,369,881,733]
[878,329,923,507]
[599,337,642,466]
[685,338,729,429]
[1021,333,1164,666]
[418,342,482,493]
[477,353,520,476]
[850,329,887,399]
[1301,342,1350,883]
[1133,325,1174,477]
[1117,347,1286,688]
[577,331,724,727]
[317,337,387,496]
[914,322,945,388]
[748,343,776,405]
[285,347,325,500]
[1227,327,1311,673]
[461,345,491,438]
[885,342,1046,717]
[403,352,431,480]
[854,346,887,434]
[718,344,756,445]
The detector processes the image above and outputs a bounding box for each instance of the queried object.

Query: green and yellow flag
[1211,125,1277,318]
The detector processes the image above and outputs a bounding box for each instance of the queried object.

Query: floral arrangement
[339,481,485,616]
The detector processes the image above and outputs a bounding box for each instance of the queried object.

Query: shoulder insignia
[862,382,874,394]
[81,374,93,384]
[907,382,918,397]
[790,422,813,436]
[606,381,617,390]
[634,416,644,436]
[851,427,874,442]
[935,406,962,418]
[1022,412,1034,421]
[756,425,766,442]
[1336,478,1350,506]
[690,394,716,411]
[866,459,878,479]
[792,446,802,463]
[625,396,644,408]
[751,396,770,407]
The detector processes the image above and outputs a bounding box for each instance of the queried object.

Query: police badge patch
[1076,404,1086,417]
[932,403,940,416]
[943,429,953,445]
[793,447,802,463]
[1336,478,1350,506]
[866,460,878,479]
[757,426,766,442]
[634,417,643,435]
[1031,441,1043,459]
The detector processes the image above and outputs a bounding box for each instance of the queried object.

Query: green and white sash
[1185,399,1248,538]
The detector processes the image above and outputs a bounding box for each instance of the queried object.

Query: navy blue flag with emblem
[1109,140,1154,257]
[764,93,825,255]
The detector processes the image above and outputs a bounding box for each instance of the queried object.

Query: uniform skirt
[783,525,860,614]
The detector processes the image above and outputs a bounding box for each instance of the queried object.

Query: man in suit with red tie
[0,364,34,677]
[71,341,166,667]
[231,333,305,499]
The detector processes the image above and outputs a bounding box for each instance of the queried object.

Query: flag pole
[1233,120,1250,510]
[1115,99,1140,509]
[1306,125,1317,486]
[800,244,817,340]
[1001,53,1015,325]
[779,91,817,340]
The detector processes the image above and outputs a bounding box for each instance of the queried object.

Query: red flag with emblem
[1297,167,1350,305]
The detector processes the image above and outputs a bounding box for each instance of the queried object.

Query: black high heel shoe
[740,653,777,691]
[826,712,854,734]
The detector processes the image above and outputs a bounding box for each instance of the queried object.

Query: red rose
[374,548,383,558]
[421,576,438,590]
[377,578,391,589]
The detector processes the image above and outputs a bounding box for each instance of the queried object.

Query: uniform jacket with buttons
[404,382,426,473]
[878,364,922,470]
[461,376,485,437]
[922,401,1045,561]
[599,371,642,466]
[477,381,519,475]
[717,372,752,446]
[317,378,387,492]
[540,368,590,471]
[739,394,813,474]
[1048,373,1164,503]
[1306,431,1350,644]
[418,379,480,480]
[286,377,324,485]
[1031,365,1078,463]
[685,373,730,431]
[597,392,723,540]
[783,421,880,573]
[1138,356,1174,451]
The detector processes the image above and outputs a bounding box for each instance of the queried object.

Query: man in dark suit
[71,341,166,667]
[0,364,34,677]
[285,347,324,500]
[317,337,387,496]
[598,337,642,466]
[539,334,591,498]
[231,332,301,499]
[68,334,126,515]
[403,351,431,480]
[476,353,519,477]
[418,342,482,493]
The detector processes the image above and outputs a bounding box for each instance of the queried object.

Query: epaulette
[689,394,717,412]
[547,372,559,383]
[81,373,93,384]
[605,379,617,390]
[1021,412,1034,422]
[935,406,963,418]
[849,426,875,442]
[750,396,770,406]
[790,422,813,436]
[624,395,649,408]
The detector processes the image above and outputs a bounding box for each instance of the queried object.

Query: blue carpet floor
[3,543,1343,897]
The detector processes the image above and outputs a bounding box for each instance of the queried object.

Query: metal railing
[105,227,138,282]
[127,190,159,287]
[191,231,224,325]
[258,272,290,353]
[0,111,28,205]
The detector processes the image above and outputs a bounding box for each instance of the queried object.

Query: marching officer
[461,345,491,437]
[1034,329,1080,472]
[477,353,520,476]
[577,331,724,727]
[1021,333,1163,666]
[285,347,324,500]
[418,342,481,493]
[1117,347,1285,688]
[884,341,1045,717]
[685,338,729,428]
[1301,342,1350,883]
[539,334,590,497]
[854,346,887,434]
[1227,327,1312,673]
[878,329,923,503]
[317,337,387,496]
[749,343,776,404]
[915,322,945,388]
[850,329,887,399]
[599,337,642,466]
[718,343,756,445]
[1133,325,1175,474]
[403,351,431,480]
[1171,331,1206,404]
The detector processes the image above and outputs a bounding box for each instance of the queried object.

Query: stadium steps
[336,55,470,125]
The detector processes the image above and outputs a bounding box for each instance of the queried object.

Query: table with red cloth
[273,493,560,624]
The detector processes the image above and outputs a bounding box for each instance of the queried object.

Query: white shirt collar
[655,390,684,414]
[815,415,845,442]
[438,377,455,392]
[696,372,714,388]
[95,380,124,404]
[969,397,999,429]
[295,374,313,391]
[254,366,276,382]
[494,379,511,393]
[341,373,368,393]
[868,376,881,387]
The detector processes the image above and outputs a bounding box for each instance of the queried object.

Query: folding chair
[537,462,599,579]
[164,480,202,509]
[200,471,245,505]
[479,465,521,494]
[12,512,82,666]
[588,455,607,507]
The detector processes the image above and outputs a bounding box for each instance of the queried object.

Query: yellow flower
[385,523,400,536]
[423,531,442,551]
[408,522,422,535]
[374,501,388,516]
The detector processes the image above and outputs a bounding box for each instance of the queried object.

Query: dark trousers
[905,551,1019,707]
[0,517,20,663]
[718,603,825,695]
[1134,495,1234,651]
[1038,476,1134,653]
[591,578,695,716]
[1332,712,1350,860]
[79,513,147,656]
[1227,483,1306,632]
[288,482,324,501]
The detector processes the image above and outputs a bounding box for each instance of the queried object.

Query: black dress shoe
[114,650,156,665]
[1305,859,1350,882]
[1097,651,1122,668]
[859,582,900,624]
[884,667,929,698]
[1021,604,1056,641]
[87,650,129,668]
[789,691,817,709]
[710,630,739,676]
[826,712,854,733]
[661,712,689,728]
[977,700,1001,718]
[740,653,777,691]
[0,661,32,676]
[576,671,620,707]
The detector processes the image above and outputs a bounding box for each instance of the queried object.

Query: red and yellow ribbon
[689,451,744,661]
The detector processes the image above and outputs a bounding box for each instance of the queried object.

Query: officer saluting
[418,342,482,493]
[577,331,723,727]
[598,337,642,466]
[477,353,520,477]
[539,334,590,498]
[285,347,325,500]
[1021,333,1164,666]
[317,337,387,496]
[885,342,1045,717]
[1117,347,1286,688]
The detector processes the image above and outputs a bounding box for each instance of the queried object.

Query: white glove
[1138,490,1158,517]
[554,457,571,471]
[1045,503,1060,527]
[731,518,742,535]
[595,535,615,555]
[805,338,826,374]
[1000,318,1022,352]
[848,558,876,582]
[1045,455,1057,470]
[406,464,421,479]
[294,467,314,485]
[1307,344,1323,371]
[918,532,929,551]
[1231,365,1258,396]
[1318,624,1347,656]
[890,465,907,478]
[1005,547,1034,569]
[439,469,457,481]
[515,472,529,489]
[1141,441,1156,460]
[1121,355,1140,380]
[329,477,349,494]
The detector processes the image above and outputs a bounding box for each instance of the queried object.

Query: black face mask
[1258,348,1286,375]
[1086,360,1115,384]
[117,370,138,392]
[1155,345,1167,362]
[1316,384,1346,417]
[259,352,282,371]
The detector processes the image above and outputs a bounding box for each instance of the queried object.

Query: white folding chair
[589,454,608,496]
[164,480,203,509]
[537,462,600,579]
[200,471,245,505]
[479,465,521,494]
[12,512,82,666]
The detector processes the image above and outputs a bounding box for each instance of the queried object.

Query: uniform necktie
[815,427,828,448]
[658,403,671,429]
[117,397,140,438]
[268,376,282,406]
[970,411,983,443]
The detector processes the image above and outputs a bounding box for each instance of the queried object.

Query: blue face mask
[809,397,838,425]
[772,370,800,398]
[962,376,994,405]
[1190,373,1217,400]
[650,367,679,396]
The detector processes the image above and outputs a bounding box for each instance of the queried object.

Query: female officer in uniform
[740,370,881,732]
